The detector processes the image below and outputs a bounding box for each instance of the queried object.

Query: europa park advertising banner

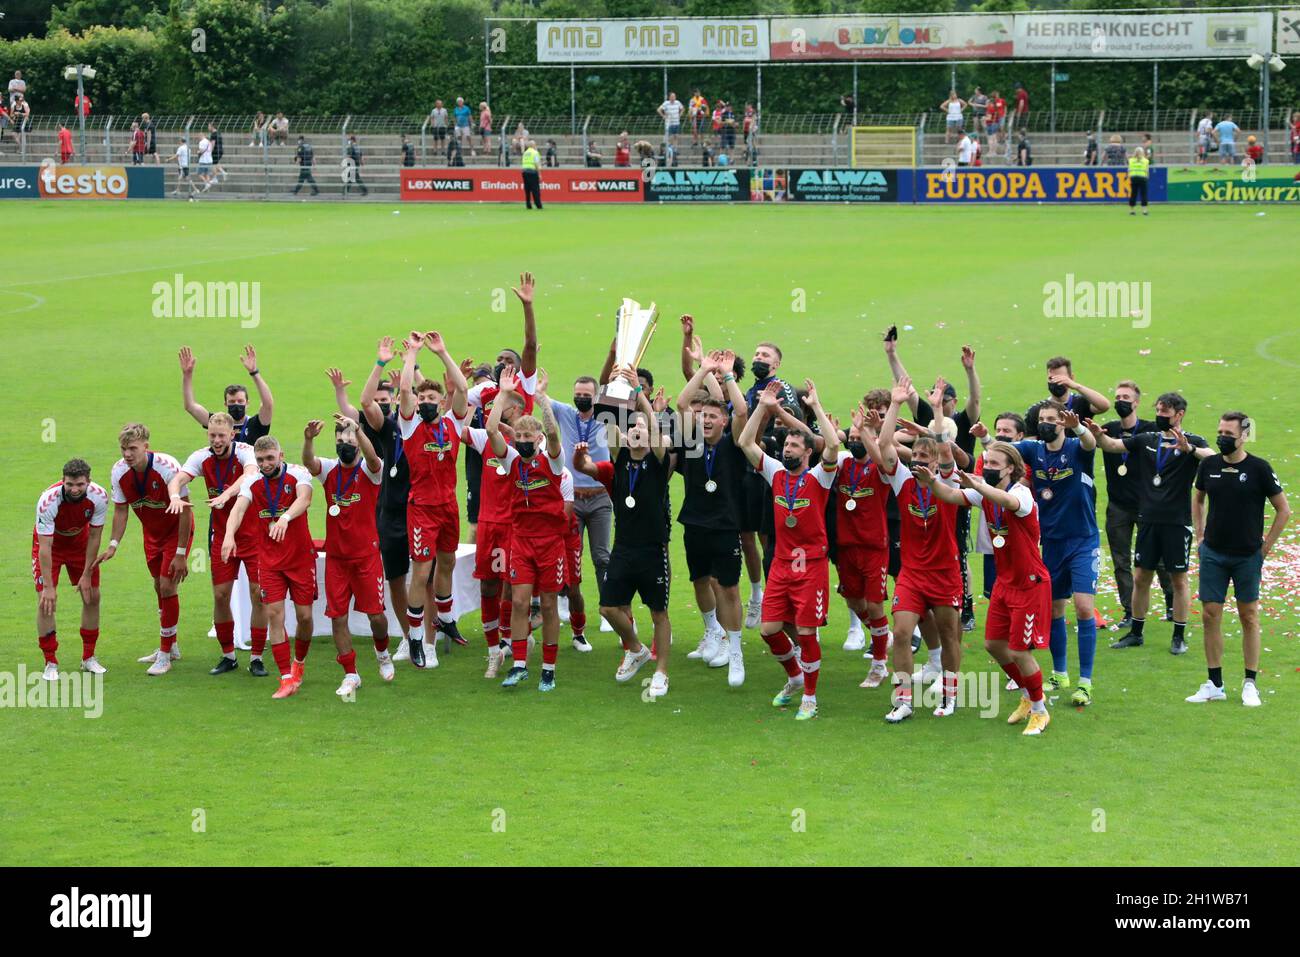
[400,168,642,202]
[1013,12,1273,59]
[769,15,1013,61]
[536,19,768,63]
[901,167,1168,204]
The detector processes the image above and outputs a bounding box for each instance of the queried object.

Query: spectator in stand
[58,123,74,164]
[1103,134,1126,166]
[956,128,975,167]
[1012,82,1029,133]
[269,112,289,146]
[429,100,448,149]
[585,141,603,168]
[447,129,464,166]
[743,104,759,164]
[970,86,989,135]
[291,135,319,196]
[344,134,368,198]
[614,131,630,167]
[0,101,10,146]
[127,122,147,165]
[658,139,678,168]
[1290,112,1300,164]
[545,139,559,168]
[840,92,856,122]
[453,97,474,157]
[8,70,26,109]
[715,146,730,167]
[196,129,215,191]
[720,100,737,150]
[1246,135,1264,165]
[401,133,415,167]
[689,90,709,145]
[74,93,92,117]
[170,136,197,197]
[1141,132,1155,164]
[208,122,226,183]
[1215,114,1241,164]
[658,91,684,146]
[1084,131,1099,166]
[1196,112,1214,164]
[478,101,492,151]
[140,112,158,164]
[986,89,1006,148]
[711,100,724,143]
[634,139,656,164]
[700,143,714,167]
[10,94,30,151]
[1016,130,1032,166]
[940,90,967,143]
[250,111,267,148]
[511,121,530,157]
[971,131,983,166]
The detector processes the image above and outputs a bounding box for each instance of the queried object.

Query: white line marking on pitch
[0,291,46,315]
[0,248,310,289]
[1256,332,1300,369]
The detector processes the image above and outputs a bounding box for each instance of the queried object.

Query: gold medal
[1117,463,1128,476]
[785,514,797,528]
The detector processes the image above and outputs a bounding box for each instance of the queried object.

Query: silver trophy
[600,298,659,408]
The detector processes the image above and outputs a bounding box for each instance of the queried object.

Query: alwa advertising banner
[769,15,1012,60]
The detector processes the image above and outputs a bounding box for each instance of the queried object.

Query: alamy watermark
[1,666,103,717]
[1042,273,1151,329]
[152,273,261,328]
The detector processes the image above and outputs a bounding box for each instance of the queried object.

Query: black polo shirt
[1101,417,1158,513]
[1196,453,1283,556]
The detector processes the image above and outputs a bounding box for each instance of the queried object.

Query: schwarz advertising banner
[1277,10,1300,54]
[769,15,1012,61]
[1014,12,1273,59]
[400,167,642,202]
[0,164,164,199]
[643,167,750,202]
[1167,168,1300,203]
[537,19,768,63]
[902,167,1168,204]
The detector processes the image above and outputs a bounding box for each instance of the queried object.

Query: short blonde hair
[118,422,149,447]
[253,435,280,453]
[513,415,542,434]
[207,412,235,432]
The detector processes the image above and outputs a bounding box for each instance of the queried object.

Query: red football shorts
[211,547,259,587]
[835,544,889,603]
[473,520,512,582]
[260,563,317,607]
[407,502,460,561]
[891,568,963,618]
[509,531,566,593]
[144,527,195,582]
[32,543,99,593]
[984,578,1052,651]
[761,557,830,630]
[325,552,385,618]
[564,523,584,588]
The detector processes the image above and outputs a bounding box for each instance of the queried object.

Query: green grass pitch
[2,200,1298,866]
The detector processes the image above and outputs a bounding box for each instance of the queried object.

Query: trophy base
[598,383,638,410]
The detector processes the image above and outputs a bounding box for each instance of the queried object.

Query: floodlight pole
[570,66,576,134]
[1261,57,1270,158]
[1049,60,1056,134]
[1152,62,1158,134]
[75,65,88,162]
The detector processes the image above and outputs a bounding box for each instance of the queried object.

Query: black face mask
[1047,381,1069,399]
[846,441,867,460]
[377,402,392,418]
[751,360,771,381]
[418,402,440,424]
[573,396,593,413]
[493,362,507,382]
[983,467,1003,487]
[782,454,804,472]
[1216,435,1238,455]
[336,443,358,464]
[1155,414,1173,432]
[515,441,536,459]
[1114,400,1134,418]
[227,404,246,421]
[1037,422,1059,442]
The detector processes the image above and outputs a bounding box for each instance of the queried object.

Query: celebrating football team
[31,274,1292,732]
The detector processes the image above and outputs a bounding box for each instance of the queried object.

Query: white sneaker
[137,649,160,663]
[146,654,171,676]
[234,636,253,651]
[615,646,652,683]
[1185,680,1226,703]
[422,639,440,669]
[1005,678,1020,691]
[859,661,889,689]
[376,651,395,682]
[599,615,614,633]
[42,662,59,682]
[335,673,361,699]
[727,651,746,688]
[80,657,107,675]
[484,647,503,678]
[933,694,956,717]
[921,660,942,685]
[686,635,709,660]
[1242,681,1262,707]
[744,598,761,629]
[843,626,866,652]
[885,699,914,723]
[708,640,732,669]
[699,629,723,665]
[572,635,593,653]
[648,671,669,699]
[392,637,411,662]
[169,643,181,660]
[557,595,570,623]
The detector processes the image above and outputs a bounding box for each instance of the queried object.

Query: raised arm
[1060,409,1095,452]
[352,414,382,473]
[425,331,469,419]
[960,345,981,422]
[804,379,840,466]
[241,345,273,426]
[512,271,538,378]
[737,381,778,469]
[1052,367,1110,417]
[398,332,422,419]
[598,336,617,386]
[1084,419,1126,454]
[302,420,324,476]
[359,336,396,430]
[717,350,747,435]
[883,332,920,418]
[680,314,701,381]
[326,368,359,422]
[676,350,715,414]
[535,371,562,460]
[179,346,210,427]
[876,378,911,473]
[484,375,514,458]
[571,441,601,480]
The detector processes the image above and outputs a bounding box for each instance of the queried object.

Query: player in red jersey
[34,459,109,680]
[835,404,894,689]
[920,442,1051,735]
[398,330,470,668]
[487,374,567,691]
[304,414,392,698]
[867,381,970,722]
[223,435,316,699]
[460,373,529,677]
[738,380,840,721]
[100,423,194,677]
[167,412,259,676]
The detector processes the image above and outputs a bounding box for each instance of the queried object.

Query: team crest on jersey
[330,492,362,508]
[515,472,551,493]
[781,496,813,514]
[1037,467,1073,483]
[423,439,453,455]
[837,485,874,499]
[485,456,505,470]
[132,498,168,510]
[907,502,937,520]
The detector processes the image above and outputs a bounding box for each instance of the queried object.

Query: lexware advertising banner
[643,168,750,202]
[769,15,1011,60]
[1013,12,1272,59]
[401,168,642,202]
[903,167,1168,204]
[537,19,768,63]
[1278,10,1300,54]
